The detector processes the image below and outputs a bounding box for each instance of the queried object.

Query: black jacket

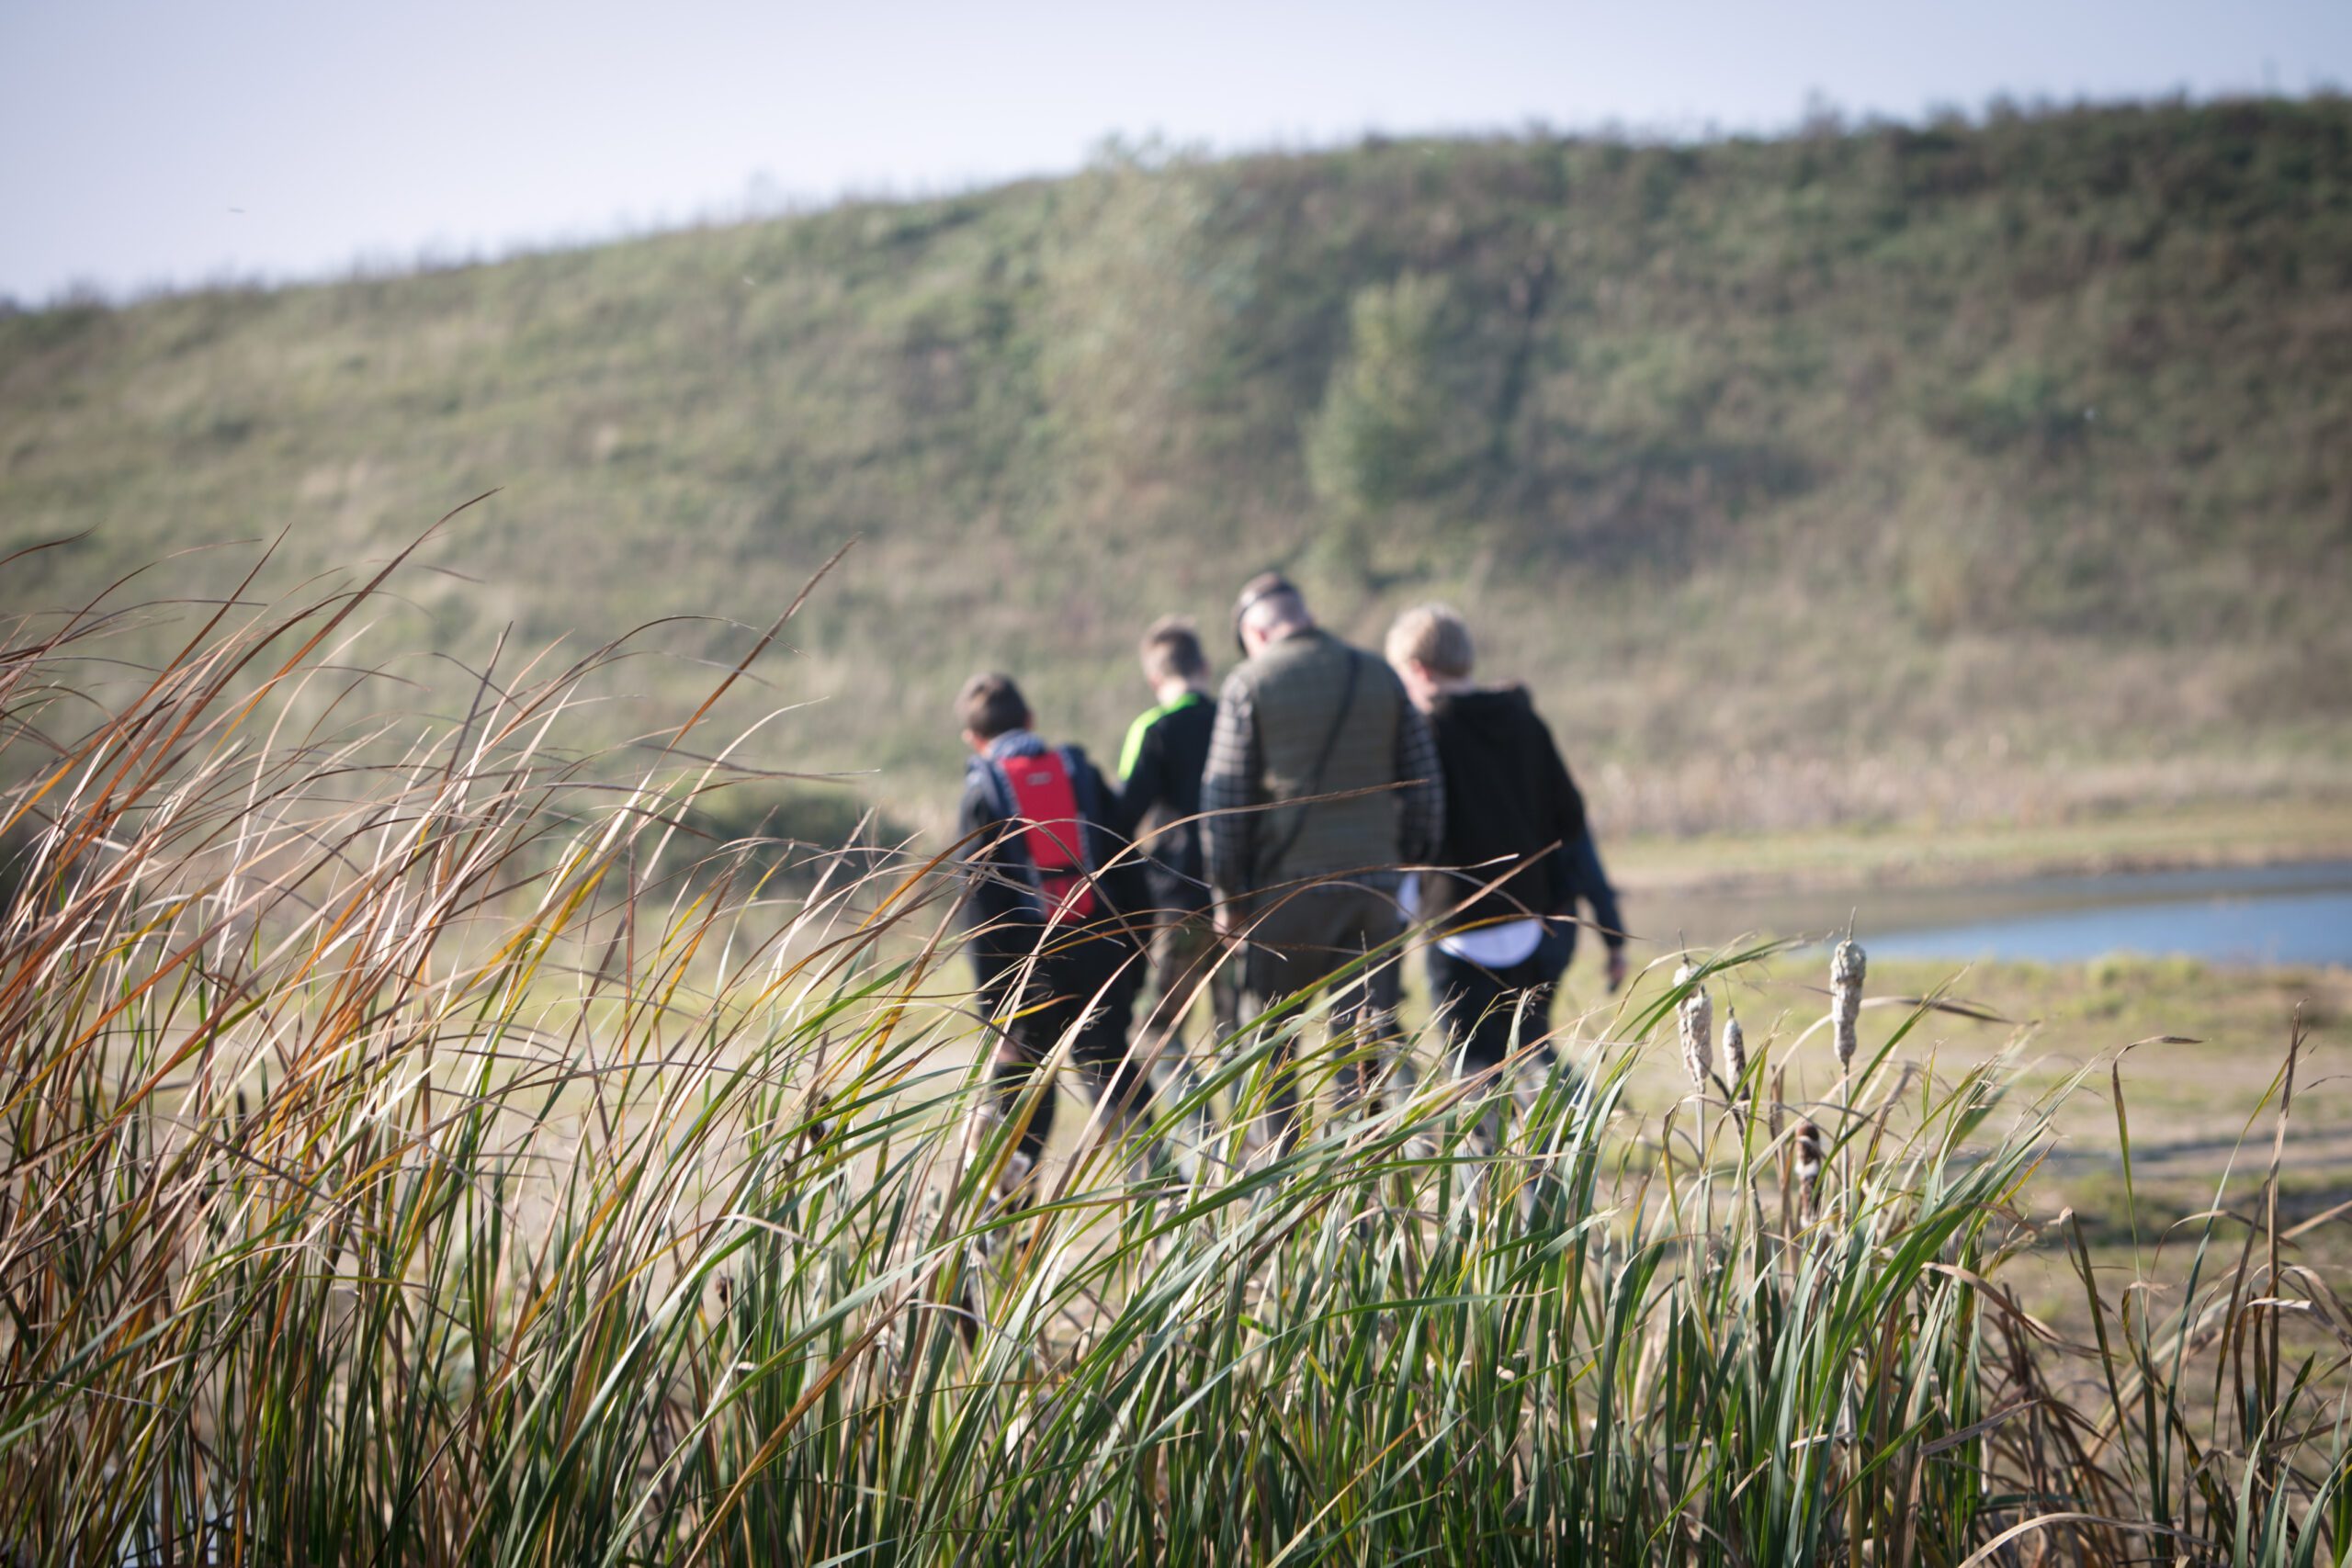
[1116,693,1216,916]
[1423,685,1589,927]
[956,732,1148,1003]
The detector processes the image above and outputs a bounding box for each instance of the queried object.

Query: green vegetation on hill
[5,98,2349,837]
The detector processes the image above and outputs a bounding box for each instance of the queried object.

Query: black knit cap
[1230,570,1301,653]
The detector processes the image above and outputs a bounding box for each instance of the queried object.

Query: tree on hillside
[1037,149,1228,513]
[1305,273,1472,525]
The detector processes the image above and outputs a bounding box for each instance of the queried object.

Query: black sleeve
[1522,703,1587,916]
[1530,707,1588,861]
[1567,832,1627,949]
[956,773,1042,999]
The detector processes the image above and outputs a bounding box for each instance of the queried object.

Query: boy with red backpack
[953,672,1156,1201]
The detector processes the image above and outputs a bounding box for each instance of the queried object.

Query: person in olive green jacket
[1201,572,1443,1143]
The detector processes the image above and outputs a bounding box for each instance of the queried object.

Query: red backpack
[997,748,1099,924]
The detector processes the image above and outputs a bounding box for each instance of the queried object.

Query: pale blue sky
[3,0,2347,301]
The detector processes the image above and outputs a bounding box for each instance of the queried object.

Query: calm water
[1643,860,2352,968]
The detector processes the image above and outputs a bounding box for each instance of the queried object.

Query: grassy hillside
[5,97,2349,840]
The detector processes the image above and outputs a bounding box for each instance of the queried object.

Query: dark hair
[1231,570,1306,651]
[1138,615,1209,683]
[955,671,1030,740]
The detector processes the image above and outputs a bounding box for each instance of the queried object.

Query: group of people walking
[953,570,1625,1192]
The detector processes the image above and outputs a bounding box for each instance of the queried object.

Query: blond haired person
[1385,604,1625,1080]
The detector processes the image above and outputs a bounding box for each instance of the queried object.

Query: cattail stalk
[1723,1012,1747,1089]
[1830,939,1866,1074]
[1674,962,1713,1091]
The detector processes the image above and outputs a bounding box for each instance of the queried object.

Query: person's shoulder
[1336,638,1402,694]
[1505,689,1573,768]
[1118,705,1163,764]
[1074,740,1127,789]
[1263,626,1334,670]
[1458,680,1538,717]
[1494,682,1559,736]
[956,757,1000,829]
[1048,739,1110,799]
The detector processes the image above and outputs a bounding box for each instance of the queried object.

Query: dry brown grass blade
[663,537,855,754]
[2283,1195,2352,1243]
[1955,1510,2191,1567]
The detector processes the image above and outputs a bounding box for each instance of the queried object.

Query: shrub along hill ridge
[5,98,2349,840]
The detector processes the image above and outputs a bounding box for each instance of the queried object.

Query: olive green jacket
[1200,626,1442,895]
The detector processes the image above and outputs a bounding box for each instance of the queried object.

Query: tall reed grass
[2,542,2344,1564]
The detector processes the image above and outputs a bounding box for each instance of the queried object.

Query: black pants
[980,927,1148,1168]
[1426,923,1571,1075]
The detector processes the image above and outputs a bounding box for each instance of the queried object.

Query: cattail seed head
[1674,962,1713,1090]
[1723,1013,1747,1086]
[1830,939,1867,1071]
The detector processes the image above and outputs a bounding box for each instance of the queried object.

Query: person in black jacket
[1116,616,1239,1060]
[1384,605,1627,1079]
[952,671,1155,1199]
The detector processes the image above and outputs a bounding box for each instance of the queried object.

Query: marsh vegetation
[3,562,2343,1564]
